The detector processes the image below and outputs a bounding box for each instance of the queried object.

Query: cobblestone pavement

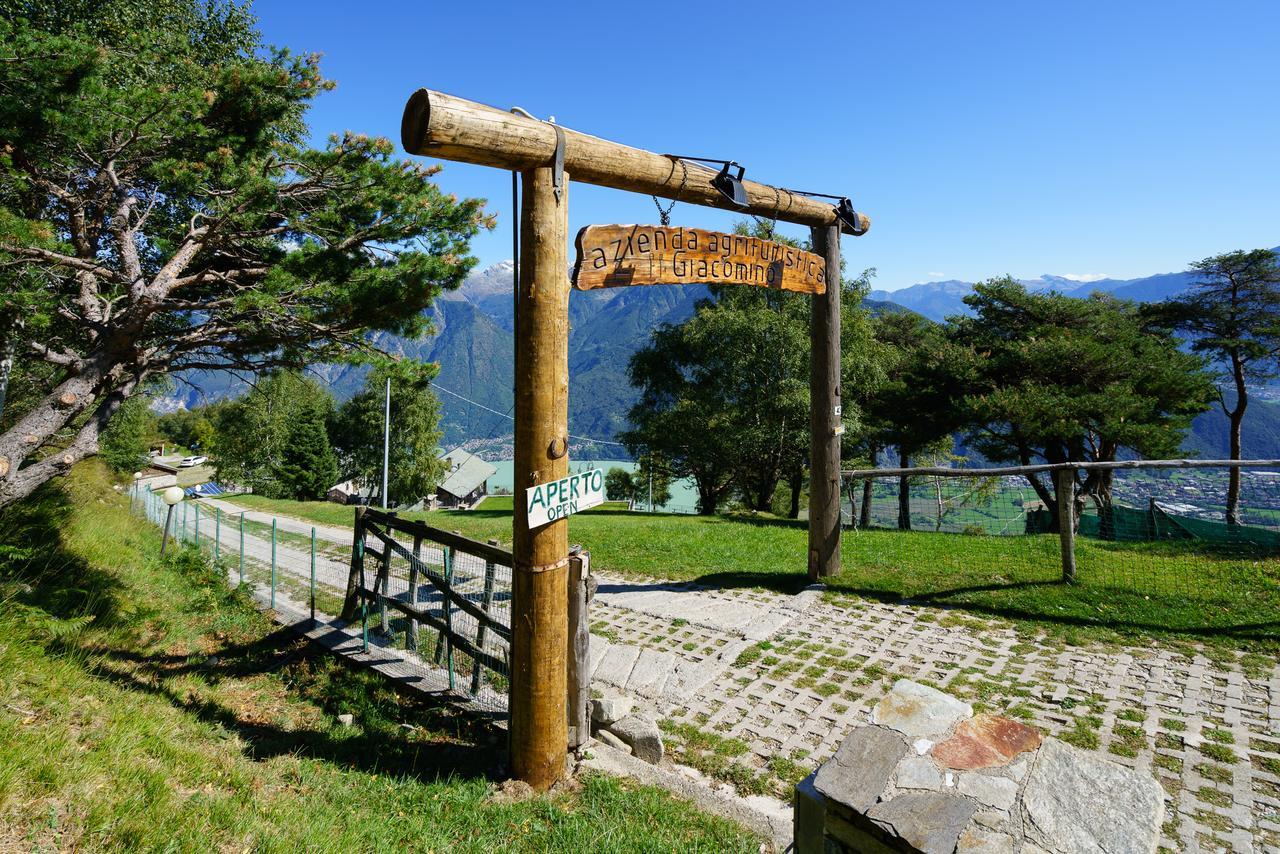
[587,573,1280,853]
[195,500,1279,852]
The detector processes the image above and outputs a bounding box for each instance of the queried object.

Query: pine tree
[276,403,340,501]
[0,3,486,509]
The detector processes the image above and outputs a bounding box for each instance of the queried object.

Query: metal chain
[652,160,688,226]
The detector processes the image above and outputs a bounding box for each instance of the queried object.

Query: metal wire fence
[840,462,1280,599]
[129,485,511,716]
[345,509,512,712]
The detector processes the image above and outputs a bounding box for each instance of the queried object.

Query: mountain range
[867,247,1280,322]
[165,246,1280,458]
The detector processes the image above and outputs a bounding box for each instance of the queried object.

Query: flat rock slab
[814,725,908,813]
[1021,737,1164,854]
[607,714,664,764]
[933,714,1042,770]
[957,826,1018,854]
[626,646,675,698]
[866,792,977,854]
[895,756,944,791]
[593,642,640,687]
[957,772,1019,811]
[592,583,765,633]
[591,696,634,726]
[873,679,973,738]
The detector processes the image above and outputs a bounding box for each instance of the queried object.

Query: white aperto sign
[525,469,606,529]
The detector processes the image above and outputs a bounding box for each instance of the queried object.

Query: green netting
[1027,502,1280,549]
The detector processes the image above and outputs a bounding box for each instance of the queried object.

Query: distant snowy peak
[870,246,1279,322]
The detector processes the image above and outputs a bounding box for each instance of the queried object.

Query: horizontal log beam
[401,89,870,237]
[841,458,1280,479]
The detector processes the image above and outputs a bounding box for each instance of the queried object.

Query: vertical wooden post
[1055,467,1077,583]
[510,164,570,790]
[808,225,842,580]
[566,547,591,750]
[341,507,367,621]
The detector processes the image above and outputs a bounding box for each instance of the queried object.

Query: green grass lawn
[226,493,1280,654]
[175,462,216,488]
[0,464,761,852]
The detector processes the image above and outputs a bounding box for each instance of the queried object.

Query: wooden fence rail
[841,458,1280,480]
[339,508,592,725]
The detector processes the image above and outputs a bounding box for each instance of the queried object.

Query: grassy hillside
[228,494,1279,654]
[0,464,760,852]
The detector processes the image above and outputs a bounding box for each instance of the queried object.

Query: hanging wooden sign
[572,224,827,294]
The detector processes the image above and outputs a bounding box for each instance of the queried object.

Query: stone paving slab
[199,499,1280,852]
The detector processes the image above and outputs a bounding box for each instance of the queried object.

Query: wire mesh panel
[349,511,512,714]
[840,464,1280,602]
[127,488,513,717]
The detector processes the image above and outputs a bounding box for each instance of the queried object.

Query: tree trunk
[0,361,123,510]
[859,446,875,529]
[755,476,777,513]
[1226,359,1248,526]
[695,474,720,516]
[787,465,802,519]
[897,449,912,530]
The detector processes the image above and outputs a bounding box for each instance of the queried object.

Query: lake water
[485,459,699,513]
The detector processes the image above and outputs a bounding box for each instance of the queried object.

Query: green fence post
[358,535,368,653]
[182,500,188,543]
[443,546,456,691]
[270,517,277,609]
[310,527,316,623]
[215,508,221,563]
[195,503,201,552]
[238,512,245,585]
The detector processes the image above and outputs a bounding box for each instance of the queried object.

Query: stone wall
[794,680,1165,854]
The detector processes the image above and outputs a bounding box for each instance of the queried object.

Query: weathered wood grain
[572,224,826,293]
[510,166,571,791]
[808,224,842,580]
[566,549,591,749]
[401,89,871,236]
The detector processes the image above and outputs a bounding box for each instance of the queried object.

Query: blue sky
[255,0,1279,292]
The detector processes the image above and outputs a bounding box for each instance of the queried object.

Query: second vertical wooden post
[510,165,570,790]
[808,225,843,580]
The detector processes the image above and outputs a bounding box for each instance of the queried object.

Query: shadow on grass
[833,577,1280,646]
[0,482,129,627]
[76,628,503,785]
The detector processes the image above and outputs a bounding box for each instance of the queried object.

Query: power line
[430,382,629,447]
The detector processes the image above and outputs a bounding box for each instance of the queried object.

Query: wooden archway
[401,89,871,789]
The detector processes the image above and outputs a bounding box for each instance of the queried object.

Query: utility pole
[646,451,653,512]
[382,376,391,510]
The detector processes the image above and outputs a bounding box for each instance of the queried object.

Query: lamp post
[160,486,183,556]
[382,376,391,509]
